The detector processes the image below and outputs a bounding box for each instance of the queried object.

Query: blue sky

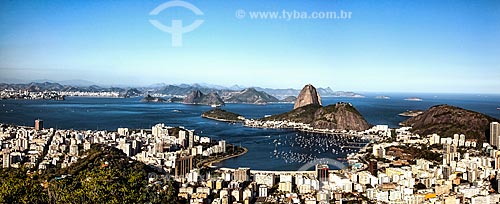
[0,0,499,93]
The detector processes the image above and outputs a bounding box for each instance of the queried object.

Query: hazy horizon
[1,0,499,93]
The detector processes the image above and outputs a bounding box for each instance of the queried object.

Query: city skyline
[1,0,499,93]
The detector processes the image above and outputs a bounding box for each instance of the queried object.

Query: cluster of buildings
[57,91,121,97]
[172,122,500,204]
[0,119,51,169]
[3,117,500,204]
[0,89,127,101]
[341,122,500,204]
[179,166,352,204]
[0,120,230,183]
[0,90,64,100]
[244,120,364,136]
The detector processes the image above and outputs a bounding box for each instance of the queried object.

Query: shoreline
[202,115,366,137]
[201,115,243,123]
[243,120,363,136]
[197,146,248,168]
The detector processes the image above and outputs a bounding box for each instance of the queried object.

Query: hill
[264,102,371,131]
[183,90,225,106]
[223,88,279,104]
[48,145,179,203]
[401,104,499,142]
[280,96,297,103]
[0,145,180,203]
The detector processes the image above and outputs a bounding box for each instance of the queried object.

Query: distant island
[140,95,166,103]
[201,109,245,122]
[399,110,424,117]
[331,91,365,98]
[404,97,423,101]
[375,96,391,99]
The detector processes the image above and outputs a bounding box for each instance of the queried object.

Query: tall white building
[188,131,194,148]
[258,185,268,197]
[2,150,10,168]
[152,124,169,138]
[491,122,500,147]
[117,128,129,136]
[219,140,226,153]
[69,144,79,156]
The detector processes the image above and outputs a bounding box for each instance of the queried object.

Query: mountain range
[0,81,365,101]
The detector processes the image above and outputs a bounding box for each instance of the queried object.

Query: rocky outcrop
[140,95,166,103]
[294,84,322,109]
[202,109,245,122]
[401,104,499,142]
[312,102,371,130]
[183,90,224,106]
[223,88,279,104]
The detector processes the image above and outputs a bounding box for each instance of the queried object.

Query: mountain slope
[223,88,279,104]
[49,145,177,203]
[183,90,225,105]
[401,104,499,142]
[264,103,371,131]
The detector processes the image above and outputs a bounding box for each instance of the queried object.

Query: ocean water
[1,93,499,170]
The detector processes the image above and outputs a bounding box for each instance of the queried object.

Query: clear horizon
[1,0,499,93]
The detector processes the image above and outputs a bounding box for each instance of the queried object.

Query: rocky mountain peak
[294,84,322,109]
[183,90,224,105]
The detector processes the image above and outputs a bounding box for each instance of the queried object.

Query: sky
[0,0,499,93]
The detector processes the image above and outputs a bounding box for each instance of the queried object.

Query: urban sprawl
[1,119,500,204]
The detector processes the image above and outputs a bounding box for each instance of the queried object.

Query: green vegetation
[0,145,182,204]
[386,145,442,164]
[201,109,244,122]
[0,168,47,203]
